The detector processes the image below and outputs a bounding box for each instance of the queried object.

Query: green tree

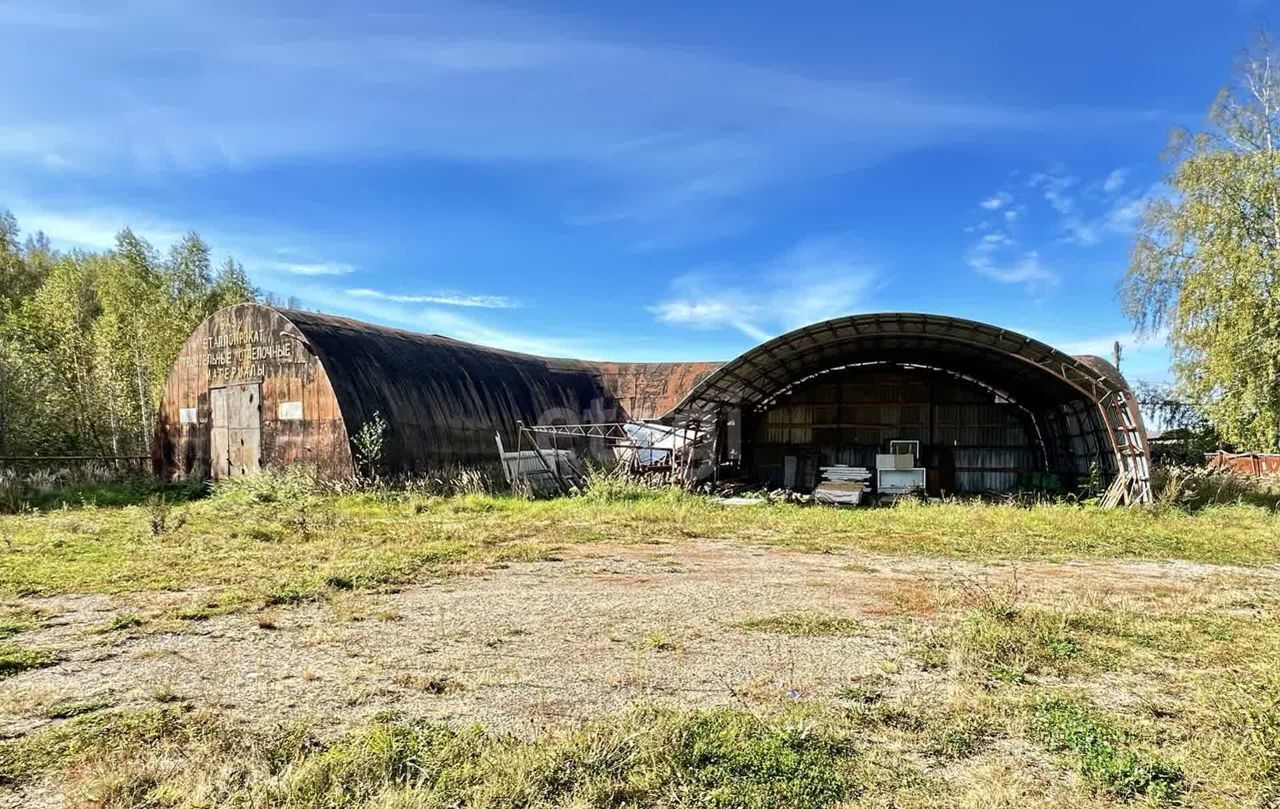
[1122,34,1280,450]
[9,253,108,453]
[0,213,257,456]
[0,212,47,313]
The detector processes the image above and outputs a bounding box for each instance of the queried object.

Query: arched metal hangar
[152,303,716,480]
[664,313,1148,498]
[153,305,1147,499]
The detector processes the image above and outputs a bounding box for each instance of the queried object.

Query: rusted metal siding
[584,362,720,421]
[283,310,717,472]
[157,305,1140,493]
[156,305,721,479]
[1206,451,1280,475]
[153,304,352,479]
[667,313,1145,496]
[1073,354,1149,459]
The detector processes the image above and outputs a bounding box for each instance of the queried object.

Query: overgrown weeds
[0,465,195,514]
[952,605,1086,683]
[3,486,1279,608]
[1028,695,1183,803]
[1151,464,1280,511]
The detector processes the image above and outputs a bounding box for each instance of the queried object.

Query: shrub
[144,494,187,536]
[1151,465,1280,511]
[953,606,1084,683]
[351,412,389,484]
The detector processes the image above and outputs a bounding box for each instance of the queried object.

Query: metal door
[210,387,229,480]
[209,383,261,479]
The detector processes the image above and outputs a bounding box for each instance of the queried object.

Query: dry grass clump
[3,706,858,809]
[739,613,863,638]
[391,673,463,695]
[0,642,58,677]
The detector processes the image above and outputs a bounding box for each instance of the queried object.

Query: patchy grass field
[1,479,1278,807]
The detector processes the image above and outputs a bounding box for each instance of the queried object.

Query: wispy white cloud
[1029,170,1079,216]
[1102,167,1128,194]
[346,288,519,309]
[1012,166,1154,247]
[971,250,1057,286]
[0,0,1167,245]
[651,236,876,339]
[0,197,575,354]
[275,281,575,356]
[964,226,1057,288]
[286,282,579,357]
[979,191,1012,210]
[267,260,355,277]
[652,295,771,341]
[1104,195,1146,232]
[9,204,186,251]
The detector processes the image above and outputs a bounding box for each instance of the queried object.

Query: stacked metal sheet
[814,465,871,505]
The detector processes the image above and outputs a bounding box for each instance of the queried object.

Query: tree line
[0,216,255,457]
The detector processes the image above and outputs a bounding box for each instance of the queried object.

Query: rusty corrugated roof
[278,308,717,469]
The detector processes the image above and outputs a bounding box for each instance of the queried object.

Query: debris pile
[813,465,871,506]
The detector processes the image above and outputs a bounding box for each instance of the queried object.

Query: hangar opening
[664,313,1150,502]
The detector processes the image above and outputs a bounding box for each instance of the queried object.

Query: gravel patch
[3,540,1276,744]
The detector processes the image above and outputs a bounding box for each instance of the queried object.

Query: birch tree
[1123,34,1280,450]
[0,215,256,455]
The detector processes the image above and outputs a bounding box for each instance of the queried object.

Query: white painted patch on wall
[278,401,304,421]
[179,407,198,424]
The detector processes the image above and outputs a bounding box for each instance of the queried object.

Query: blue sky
[1,0,1272,381]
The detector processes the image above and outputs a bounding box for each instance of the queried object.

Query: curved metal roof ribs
[661,312,1150,504]
[665,313,1125,416]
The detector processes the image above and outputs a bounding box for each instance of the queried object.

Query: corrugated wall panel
[745,368,1039,493]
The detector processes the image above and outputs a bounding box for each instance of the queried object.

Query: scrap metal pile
[497,420,714,495]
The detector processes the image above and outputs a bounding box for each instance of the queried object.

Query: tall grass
[2,479,1279,606]
[0,463,187,514]
[1150,465,1280,511]
[3,706,857,809]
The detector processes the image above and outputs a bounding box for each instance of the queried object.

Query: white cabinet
[877,468,926,494]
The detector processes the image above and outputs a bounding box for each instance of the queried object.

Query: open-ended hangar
[153,303,1149,500]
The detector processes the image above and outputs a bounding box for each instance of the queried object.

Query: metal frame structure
[515,419,713,488]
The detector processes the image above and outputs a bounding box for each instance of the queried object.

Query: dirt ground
[7,538,1274,755]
